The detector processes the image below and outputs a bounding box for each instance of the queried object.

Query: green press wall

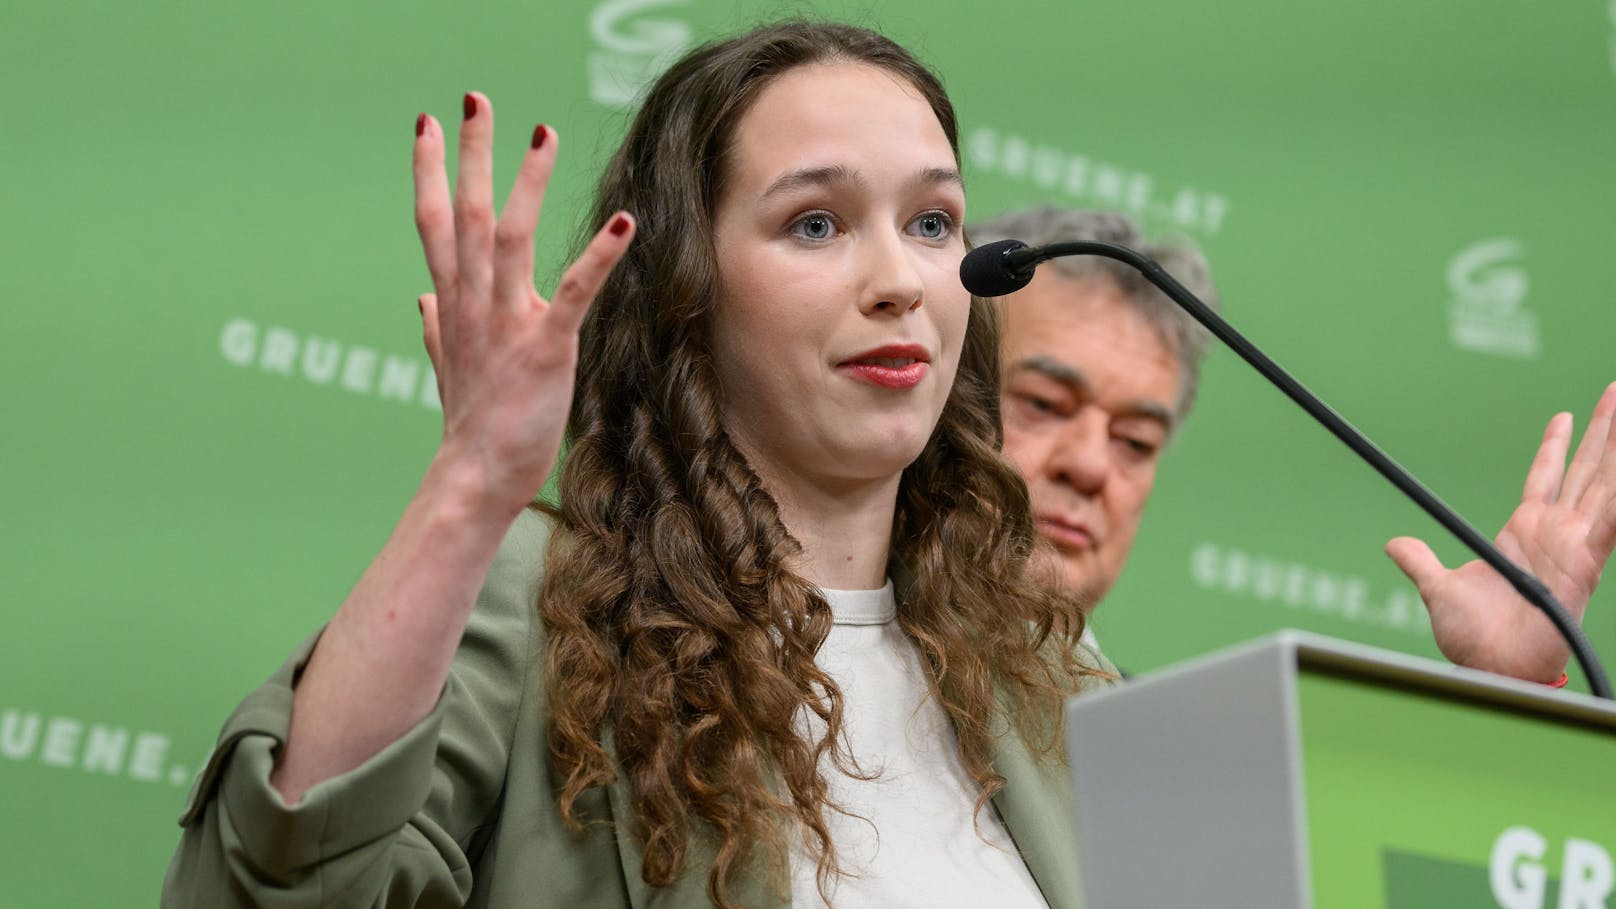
[5,0,1615,902]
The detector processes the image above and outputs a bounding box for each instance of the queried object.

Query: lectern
[1064,632,1616,909]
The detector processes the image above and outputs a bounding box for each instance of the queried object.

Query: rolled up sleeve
[162,509,552,909]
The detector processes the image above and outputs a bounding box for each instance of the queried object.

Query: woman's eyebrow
[761,165,862,200]
[912,166,964,192]
[760,164,963,200]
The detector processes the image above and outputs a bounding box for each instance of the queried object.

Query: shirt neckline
[817,580,897,626]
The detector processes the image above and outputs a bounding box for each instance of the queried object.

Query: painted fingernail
[530,124,549,150]
[463,93,477,120]
[415,113,427,137]
[608,214,631,237]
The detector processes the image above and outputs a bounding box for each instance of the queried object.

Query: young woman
[163,21,1111,909]
[163,15,1616,908]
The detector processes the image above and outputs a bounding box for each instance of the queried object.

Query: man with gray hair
[973,206,1616,687]
[969,207,1218,645]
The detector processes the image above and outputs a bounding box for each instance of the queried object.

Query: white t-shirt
[1080,625,1100,654]
[788,582,1050,909]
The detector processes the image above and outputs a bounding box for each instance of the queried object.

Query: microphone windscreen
[960,239,1035,297]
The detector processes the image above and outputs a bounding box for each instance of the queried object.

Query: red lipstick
[838,344,930,390]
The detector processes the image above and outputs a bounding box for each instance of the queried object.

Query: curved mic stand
[1000,240,1611,700]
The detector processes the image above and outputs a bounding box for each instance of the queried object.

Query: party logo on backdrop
[1447,239,1540,360]
[587,0,693,107]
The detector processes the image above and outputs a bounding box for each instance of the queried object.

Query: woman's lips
[840,360,928,389]
[1037,517,1095,551]
[838,344,930,389]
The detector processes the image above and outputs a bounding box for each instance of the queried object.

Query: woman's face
[709,62,969,492]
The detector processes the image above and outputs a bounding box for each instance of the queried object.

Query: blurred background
[4,0,1614,901]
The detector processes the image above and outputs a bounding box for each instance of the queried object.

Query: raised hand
[414,92,634,517]
[269,96,635,805]
[1386,383,1616,684]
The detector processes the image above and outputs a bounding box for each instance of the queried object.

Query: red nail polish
[608,214,631,237]
[415,113,427,137]
[463,93,477,120]
[530,124,549,150]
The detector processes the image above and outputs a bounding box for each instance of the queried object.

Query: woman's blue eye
[794,215,834,240]
[913,212,950,239]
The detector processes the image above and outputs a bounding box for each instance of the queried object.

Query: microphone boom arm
[1016,240,1611,699]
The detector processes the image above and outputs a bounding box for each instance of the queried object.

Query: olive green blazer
[162,509,1117,908]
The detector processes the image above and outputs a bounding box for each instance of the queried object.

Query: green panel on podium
[1301,670,1616,908]
[1064,632,1616,909]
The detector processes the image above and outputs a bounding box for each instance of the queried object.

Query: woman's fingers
[454,92,497,315]
[419,293,447,410]
[493,124,558,311]
[412,115,456,298]
[418,294,443,371]
[417,94,630,383]
[548,213,636,337]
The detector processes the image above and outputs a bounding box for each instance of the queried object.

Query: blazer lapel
[991,728,1086,909]
[602,757,654,909]
[602,726,782,909]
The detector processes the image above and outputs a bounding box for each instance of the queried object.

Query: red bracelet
[1548,673,1569,689]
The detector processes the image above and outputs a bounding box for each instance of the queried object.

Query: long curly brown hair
[536,20,1100,907]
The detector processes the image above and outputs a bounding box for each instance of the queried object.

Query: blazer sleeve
[160,509,554,909]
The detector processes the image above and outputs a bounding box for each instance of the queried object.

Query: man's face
[999,268,1183,607]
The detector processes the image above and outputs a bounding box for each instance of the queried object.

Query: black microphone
[962,238,1612,700]
[959,239,1042,296]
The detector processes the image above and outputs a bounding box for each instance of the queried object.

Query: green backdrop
[4,0,1614,903]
